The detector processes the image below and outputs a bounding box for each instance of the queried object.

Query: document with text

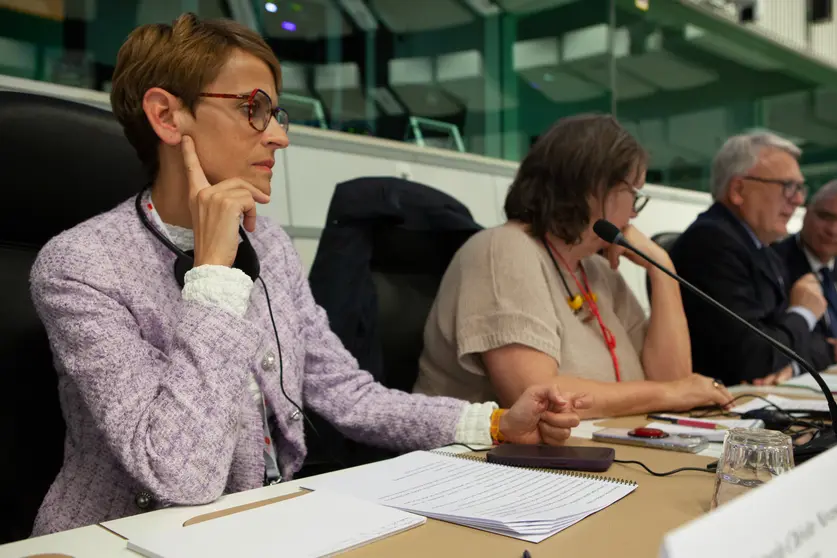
[302,450,636,542]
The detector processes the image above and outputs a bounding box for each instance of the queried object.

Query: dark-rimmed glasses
[198,88,289,133]
[631,186,650,214]
[742,175,808,200]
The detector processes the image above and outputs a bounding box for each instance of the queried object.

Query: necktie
[819,267,837,336]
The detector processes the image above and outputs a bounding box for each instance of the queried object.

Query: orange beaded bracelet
[490,409,507,445]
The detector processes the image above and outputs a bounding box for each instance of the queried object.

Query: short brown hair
[111,13,282,180]
[504,114,647,244]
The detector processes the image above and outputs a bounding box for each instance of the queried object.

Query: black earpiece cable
[136,188,345,473]
[258,276,317,435]
[258,277,345,471]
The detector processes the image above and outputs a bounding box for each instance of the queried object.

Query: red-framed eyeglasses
[198,88,289,133]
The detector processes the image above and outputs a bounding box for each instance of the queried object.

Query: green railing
[2,0,836,191]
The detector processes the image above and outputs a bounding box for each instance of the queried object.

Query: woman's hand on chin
[182,135,270,267]
[605,225,670,271]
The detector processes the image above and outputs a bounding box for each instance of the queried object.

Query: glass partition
[612,0,837,192]
[2,0,836,190]
[405,116,465,152]
[503,0,837,192]
[507,0,614,161]
[255,0,496,153]
[0,0,228,90]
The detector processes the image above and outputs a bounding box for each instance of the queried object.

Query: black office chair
[0,91,145,542]
[303,177,481,476]
[651,232,681,254]
[645,231,682,300]
[371,227,478,393]
[308,177,482,394]
[302,228,475,478]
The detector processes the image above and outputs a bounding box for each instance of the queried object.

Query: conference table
[0,386,819,558]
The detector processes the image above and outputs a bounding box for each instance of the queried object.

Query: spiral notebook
[301,450,636,543]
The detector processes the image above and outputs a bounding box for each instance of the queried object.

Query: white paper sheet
[779,372,837,393]
[697,445,723,459]
[126,490,425,558]
[730,394,830,414]
[645,417,763,443]
[570,419,610,440]
[301,450,635,542]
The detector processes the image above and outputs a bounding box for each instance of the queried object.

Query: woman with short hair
[30,14,586,536]
[415,114,733,417]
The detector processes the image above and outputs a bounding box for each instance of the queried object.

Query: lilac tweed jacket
[30,197,467,535]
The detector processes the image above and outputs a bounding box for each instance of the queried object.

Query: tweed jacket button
[290,409,301,421]
[135,491,153,510]
[261,352,276,371]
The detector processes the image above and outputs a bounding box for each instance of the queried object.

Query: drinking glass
[711,428,794,509]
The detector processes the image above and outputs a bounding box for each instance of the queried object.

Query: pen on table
[647,415,729,430]
[522,551,532,558]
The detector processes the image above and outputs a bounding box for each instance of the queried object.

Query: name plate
[660,445,837,558]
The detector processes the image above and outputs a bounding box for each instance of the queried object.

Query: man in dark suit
[774,180,837,346]
[671,131,831,386]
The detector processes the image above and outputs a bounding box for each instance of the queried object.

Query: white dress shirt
[799,234,835,332]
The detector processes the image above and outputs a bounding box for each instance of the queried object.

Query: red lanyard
[545,239,621,382]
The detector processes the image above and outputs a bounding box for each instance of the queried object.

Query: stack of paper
[644,416,764,443]
[731,394,830,414]
[126,490,425,558]
[302,450,636,543]
[779,372,837,393]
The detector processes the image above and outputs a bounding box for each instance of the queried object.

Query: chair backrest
[370,227,478,392]
[651,232,681,255]
[302,178,481,477]
[0,91,145,542]
[371,271,441,392]
[646,231,682,300]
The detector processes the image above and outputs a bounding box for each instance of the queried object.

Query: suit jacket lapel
[787,235,813,277]
[707,203,785,298]
[757,246,786,300]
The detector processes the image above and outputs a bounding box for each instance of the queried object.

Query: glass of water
[711,428,794,509]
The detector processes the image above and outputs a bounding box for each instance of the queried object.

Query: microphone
[593,219,837,462]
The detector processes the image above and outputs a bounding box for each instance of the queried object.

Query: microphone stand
[608,228,837,463]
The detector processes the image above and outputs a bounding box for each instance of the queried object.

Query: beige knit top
[414,224,650,402]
